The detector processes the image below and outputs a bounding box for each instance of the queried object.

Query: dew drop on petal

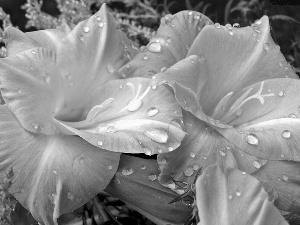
[278,91,284,96]
[148,42,162,53]
[193,165,199,170]
[97,140,103,146]
[236,108,243,116]
[147,107,159,117]
[282,174,288,181]
[122,168,134,176]
[241,171,246,175]
[167,182,176,190]
[282,130,291,139]
[148,174,157,181]
[263,43,270,51]
[82,26,89,33]
[107,165,113,170]
[289,113,296,118]
[98,22,104,27]
[157,148,163,153]
[252,160,261,169]
[106,125,117,133]
[235,190,241,196]
[78,35,84,41]
[228,195,233,200]
[143,148,152,156]
[245,133,259,145]
[228,30,234,35]
[281,154,285,158]
[106,64,114,73]
[219,150,226,157]
[142,55,148,61]
[145,129,168,143]
[190,152,196,158]
[49,194,56,204]
[32,122,39,130]
[279,61,283,67]
[255,19,262,25]
[96,16,101,21]
[115,178,121,184]
[233,23,240,28]
[67,192,74,200]
[168,146,174,151]
[52,170,57,175]
[214,23,221,29]
[276,45,280,51]
[184,168,194,177]
[141,165,146,170]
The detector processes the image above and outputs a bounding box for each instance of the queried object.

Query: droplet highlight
[245,133,259,145]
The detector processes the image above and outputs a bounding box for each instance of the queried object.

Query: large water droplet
[148,42,162,53]
[245,133,259,145]
[97,140,103,146]
[228,30,234,35]
[184,167,194,176]
[219,150,226,157]
[147,107,159,117]
[190,152,195,158]
[82,26,90,33]
[107,165,113,170]
[98,22,104,27]
[143,148,152,156]
[282,130,291,139]
[144,129,168,143]
[252,160,261,169]
[263,43,270,51]
[148,173,157,181]
[278,91,284,97]
[167,182,176,190]
[122,168,134,176]
[254,19,262,25]
[106,125,117,133]
[67,192,74,200]
[168,146,174,151]
[127,99,143,112]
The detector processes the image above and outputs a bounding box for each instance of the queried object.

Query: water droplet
[160,67,167,72]
[106,64,114,73]
[127,99,143,112]
[281,154,285,158]
[241,171,246,175]
[141,165,146,170]
[52,170,57,175]
[142,55,148,61]
[282,130,291,139]
[148,174,157,181]
[254,28,260,33]
[228,195,233,200]
[143,148,152,156]
[276,45,280,51]
[194,14,200,20]
[219,150,226,157]
[147,107,159,117]
[160,159,167,165]
[106,125,117,133]
[122,168,134,176]
[279,61,283,67]
[233,23,240,28]
[190,59,194,64]
[96,16,101,21]
[214,23,221,29]
[236,108,243,116]
[97,140,103,146]
[263,43,270,51]
[148,42,162,53]
[82,26,89,33]
[98,22,104,27]
[193,165,199,170]
[235,190,241,196]
[252,160,261,169]
[254,19,262,25]
[67,192,74,200]
[282,174,288,181]
[190,152,196,158]
[184,167,194,176]
[107,165,113,170]
[245,133,259,145]
[278,91,284,96]
[49,193,56,204]
[167,182,176,190]
[168,146,174,151]
[144,129,168,143]
[228,30,234,35]
[78,35,84,41]
[188,11,193,16]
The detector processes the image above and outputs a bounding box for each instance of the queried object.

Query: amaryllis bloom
[122,10,300,214]
[0,4,185,224]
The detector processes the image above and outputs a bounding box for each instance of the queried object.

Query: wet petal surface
[196,164,289,225]
[0,106,120,225]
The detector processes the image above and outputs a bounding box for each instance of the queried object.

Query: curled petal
[58,78,186,154]
[196,164,289,225]
[118,11,213,79]
[187,16,298,115]
[0,106,120,225]
[0,4,138,134]
[104,154,192,224]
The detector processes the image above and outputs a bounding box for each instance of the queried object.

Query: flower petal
[187,16,298,115]
[0,4,138,134]
[196,164,289,225]
[157,111,267,191]
[252,160,300,212]
[215,79,300,161]
[0,105,120,225]
[57,78,186,154]
[118,11,213,79]
[104,154,192,224]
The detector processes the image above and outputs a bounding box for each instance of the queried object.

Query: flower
[0,4,185,225]
[123,11,300,214]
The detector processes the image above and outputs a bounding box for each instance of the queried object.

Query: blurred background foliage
[1,0,300,224]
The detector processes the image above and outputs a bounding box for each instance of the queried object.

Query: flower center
[212,81,275,124]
